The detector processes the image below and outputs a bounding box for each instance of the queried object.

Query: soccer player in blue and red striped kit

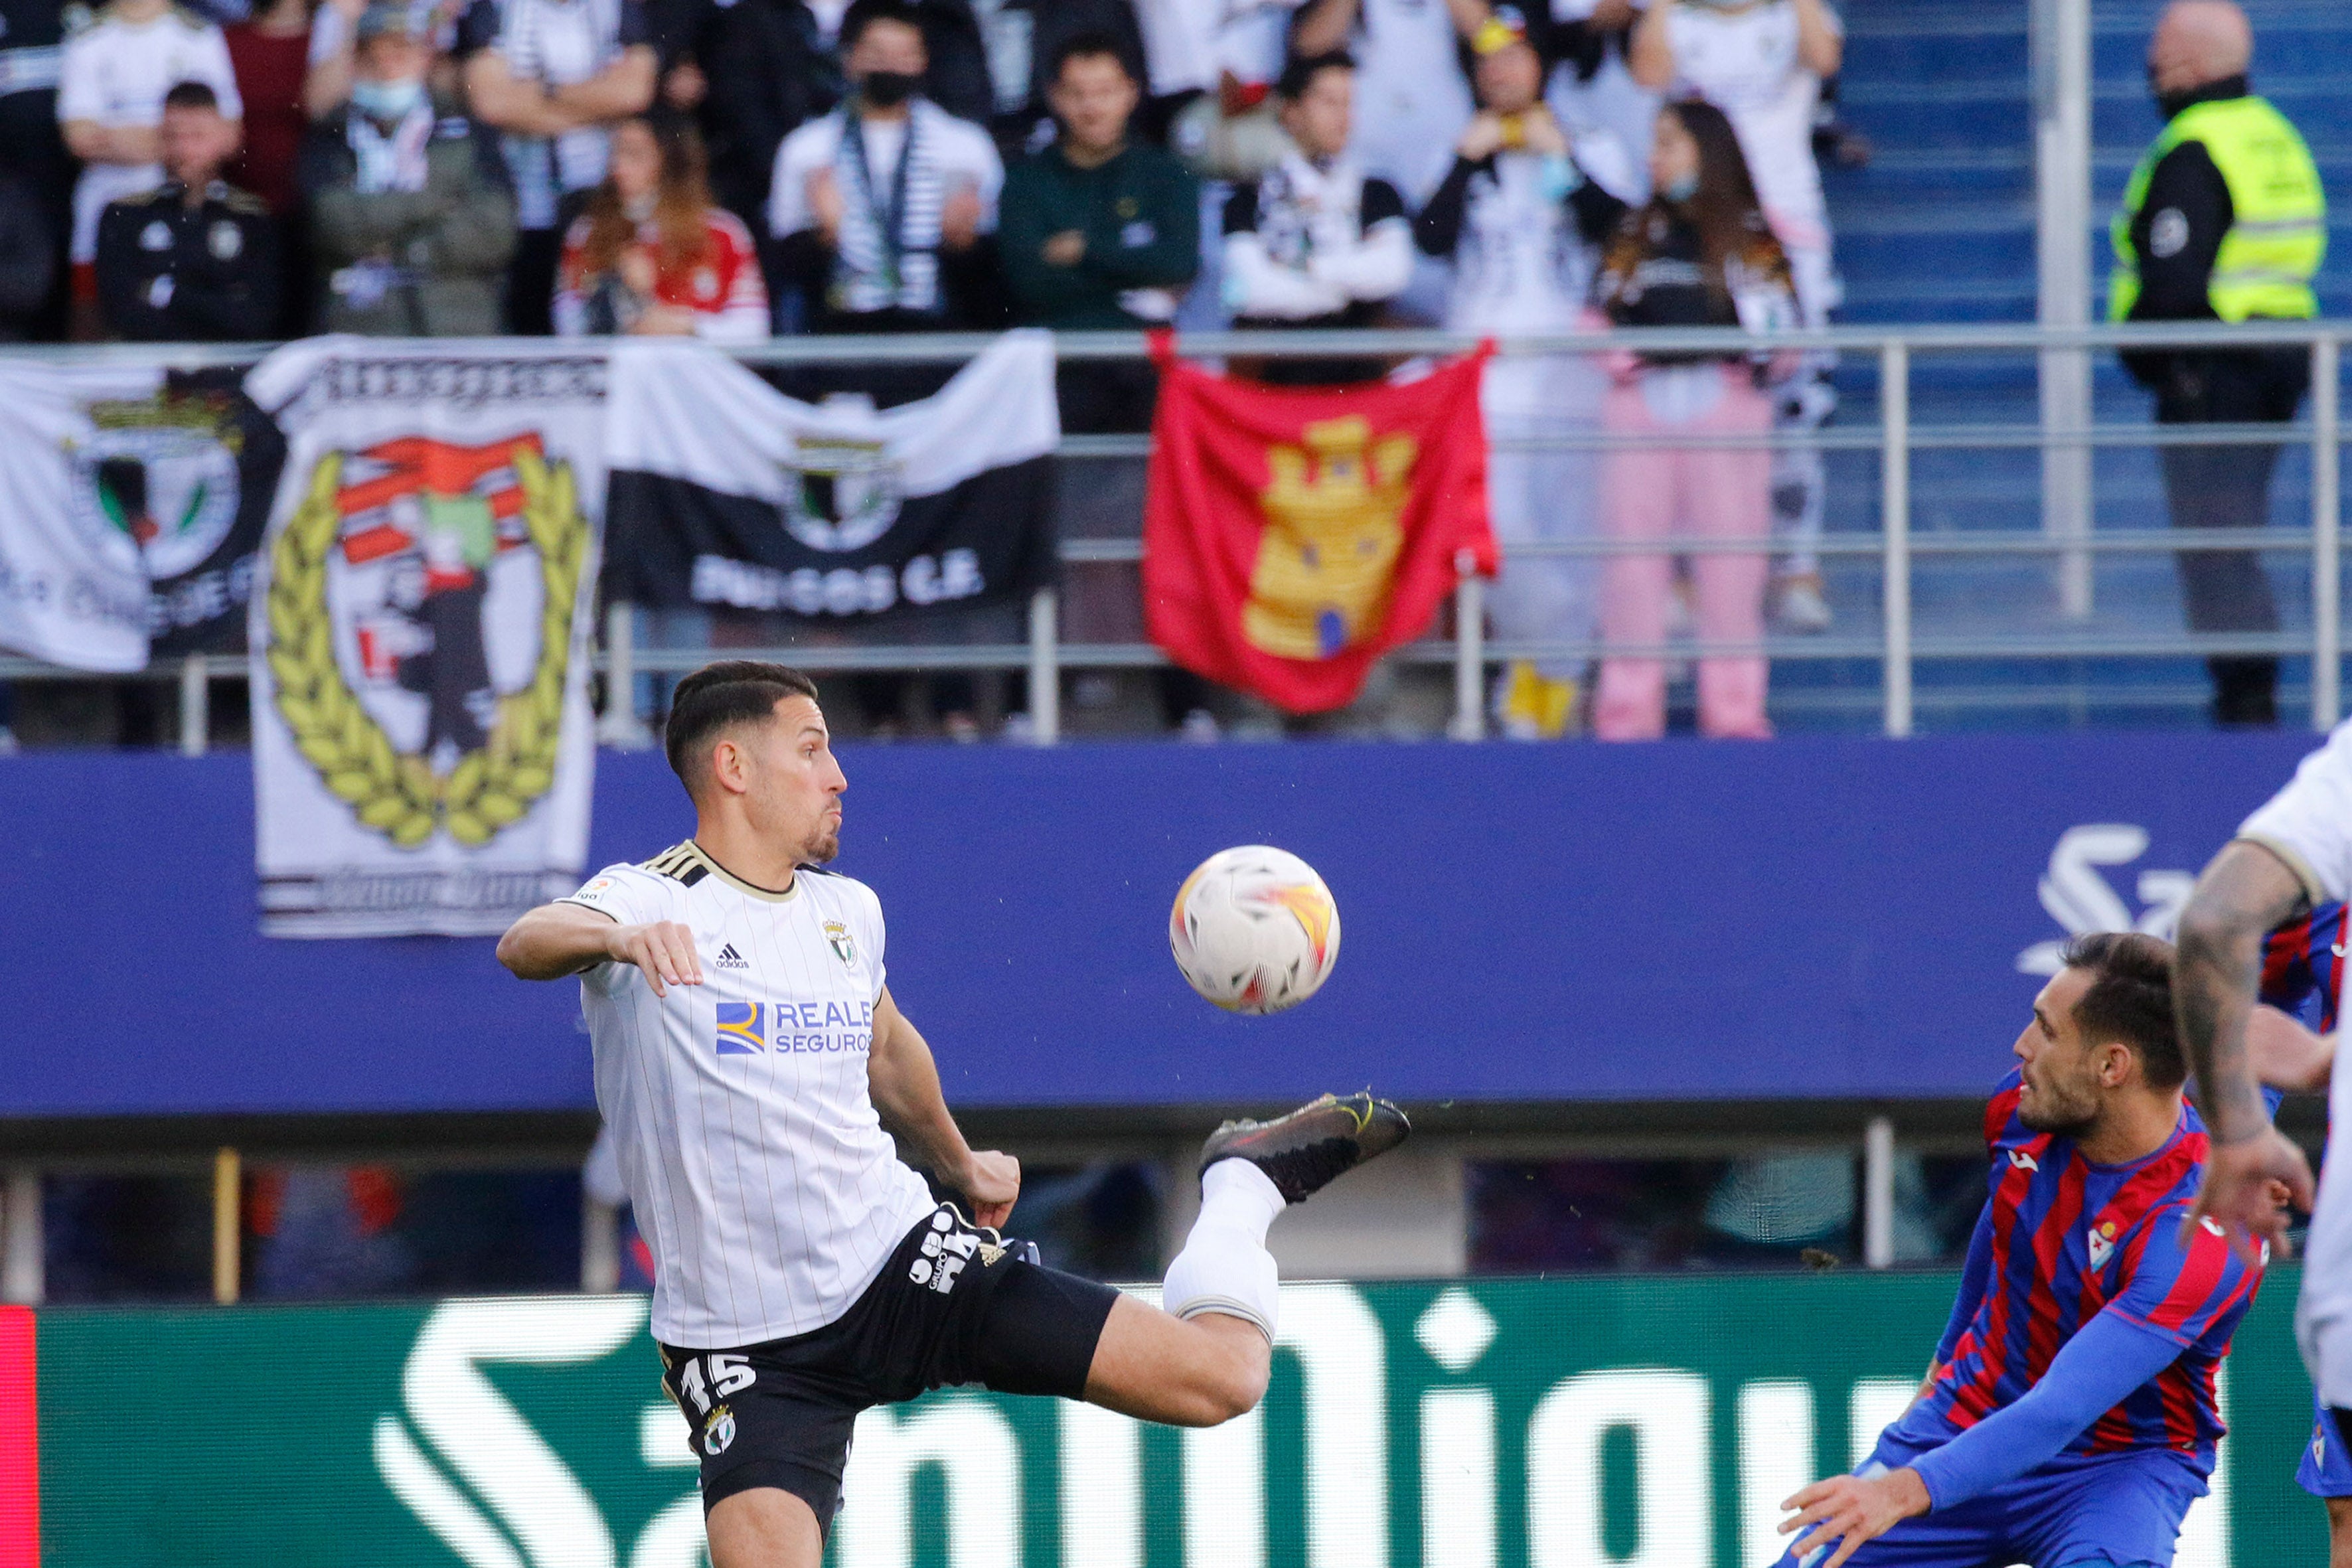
[1776,931,2274,1568]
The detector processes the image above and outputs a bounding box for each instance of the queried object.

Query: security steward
[2110,0,2325,728]
[94,79,281,341]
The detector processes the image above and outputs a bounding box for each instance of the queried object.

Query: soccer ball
[1168,846,1341,1014]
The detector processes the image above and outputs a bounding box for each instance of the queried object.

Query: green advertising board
[31,1270,2335,1566]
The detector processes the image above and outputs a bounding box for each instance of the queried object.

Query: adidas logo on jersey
[715,945,750,969]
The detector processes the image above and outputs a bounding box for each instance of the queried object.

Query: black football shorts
[655,1204,1121,1531]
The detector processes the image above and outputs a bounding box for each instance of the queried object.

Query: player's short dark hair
[840,0,922,52]
[1276,50,1354,101]
[2059,931,2185,1089]
[162,80,221,114]
[663,661,821,798]
[1048,29,1135,86]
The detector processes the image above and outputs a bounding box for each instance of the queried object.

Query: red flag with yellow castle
[1142,338,1497,714]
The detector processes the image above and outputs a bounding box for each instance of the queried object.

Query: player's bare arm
[495,900,705,995]
[1780,1468,1931,1568]
[866,985,1018,1227]
[2175,839,2319,1253]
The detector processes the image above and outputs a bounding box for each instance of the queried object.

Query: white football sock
[1161,1158,1286,1341]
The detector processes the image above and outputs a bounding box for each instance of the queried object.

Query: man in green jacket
[300,3,518,337]
[999,31,1196,428]
[2110,0,2325,728]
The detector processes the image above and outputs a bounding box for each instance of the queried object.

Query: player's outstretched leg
[1082,1093,1409,1427]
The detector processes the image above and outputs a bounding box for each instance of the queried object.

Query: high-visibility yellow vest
[2108,94,2325,323]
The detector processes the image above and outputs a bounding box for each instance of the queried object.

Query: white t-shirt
[1347,0,1475,206]
[560,842,938,1349]
[1443,149,1595,335]
[56,6,244,261]
[767,104,1003,238]
[2238,720,2352,905]
[1664,0,1834,256]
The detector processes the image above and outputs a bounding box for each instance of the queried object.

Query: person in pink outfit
[1590,98,1797,741]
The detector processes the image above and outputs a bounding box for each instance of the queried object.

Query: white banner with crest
[244,339,605,937]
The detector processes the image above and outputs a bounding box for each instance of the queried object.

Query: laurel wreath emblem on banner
[266,446,586,849]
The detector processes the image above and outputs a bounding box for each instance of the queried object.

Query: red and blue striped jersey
[1904,1071,2266,1466]
[2261,900,2348,1033]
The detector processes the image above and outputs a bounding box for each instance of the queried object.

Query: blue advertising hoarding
[0,732,2320,1115]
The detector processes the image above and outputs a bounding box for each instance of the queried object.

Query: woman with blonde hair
[555,115,769,340]
[1591,96,1797,740]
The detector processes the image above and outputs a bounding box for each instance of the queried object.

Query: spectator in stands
[1544,1,1656,202]
[769,0,1001,332]
[1,0,76,341]
[459,0,657,333]
[982,1,1148,155]
[301,0,455,120]
[1000,33,1195,337]
[1150,0,1299,191]
[94,81,281,339]
[1413,8,1616,740]
[555,114,767,337]
[1289,0,1483,208]
[2111,0,2323,729]
[1590,99,1794,741]
[58,0,244,334]
[228,0,315,333]
[226,0,311,214]
[685,0,842,240]
[1632,0,1840,635]
[302,2,515,335]
[1221,50,1410,384]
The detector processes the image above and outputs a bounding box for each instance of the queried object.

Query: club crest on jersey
[2088,1219,2118,1269]
[824,920,856,966]
[2008,1148,2040,1172]
[703,1405,736,1456]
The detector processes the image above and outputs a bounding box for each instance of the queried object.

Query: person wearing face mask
[1632,0,1842,636]
[2110,0,2323,730]
[1414,7,1625,740]
[301,1,516,334]
[556,114,768,338]
[1220,50,1412,385]
[1589,98,1794,742]
[767,0,1002,333]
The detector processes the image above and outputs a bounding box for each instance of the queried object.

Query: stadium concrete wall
[2,732,2321,1115]
[17,1270,2329,1566]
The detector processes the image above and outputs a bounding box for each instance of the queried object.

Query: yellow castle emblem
[1243,415,1419,660]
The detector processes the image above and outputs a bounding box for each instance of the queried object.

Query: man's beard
[803,826,840,865]
[2017,1085,2098,1137]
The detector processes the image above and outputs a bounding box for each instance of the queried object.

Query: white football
[1168,846,1341,1014]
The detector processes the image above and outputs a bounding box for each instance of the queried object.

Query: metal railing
[1,320,2343,747]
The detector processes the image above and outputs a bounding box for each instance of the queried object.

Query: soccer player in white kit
[2170,724,2352,1435]
[497,661,1407,1568]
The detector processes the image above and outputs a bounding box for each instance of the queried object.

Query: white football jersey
[562,842,937,1348]
[57,7,244,261]
[2238,718,2352,905]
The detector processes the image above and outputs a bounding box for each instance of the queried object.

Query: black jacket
[95,180,282,342]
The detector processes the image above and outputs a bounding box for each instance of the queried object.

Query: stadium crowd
[0,0,2315,743]
[0,0,1867,737]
